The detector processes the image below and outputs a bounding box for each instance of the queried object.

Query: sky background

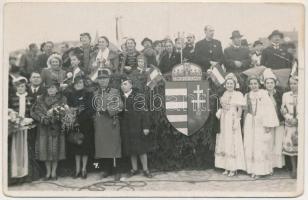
[4,2,303,53]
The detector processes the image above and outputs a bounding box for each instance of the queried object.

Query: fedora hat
[268,30,284,40]
[230,30,243,39]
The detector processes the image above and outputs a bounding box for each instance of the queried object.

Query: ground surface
[7,168,298,197]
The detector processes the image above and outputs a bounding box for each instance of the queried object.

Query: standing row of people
[215,70,298,179]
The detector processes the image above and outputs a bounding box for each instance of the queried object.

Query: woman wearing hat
[215,73,246,177]
[66,75,95,179]
[119,38,141,75]
[41,54,67,89]
[243,75,280,179]
[89,36,120,77]
[92,68,123,181]
[30,80,67,180]
[262,68,285,171]
[8,78,38,185]
[281,75,298,178]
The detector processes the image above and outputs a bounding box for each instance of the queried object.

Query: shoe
[50,175,58,181]
[43,176,50,181]
[254,175,260,179]
[143,170,153,178]
[228,171,237,177]
[101,171,110,179]
[73,172,81,179]
[127,169,138,178]
[114,173,121,181]
[222,170,229,175]
[81,170,87,179]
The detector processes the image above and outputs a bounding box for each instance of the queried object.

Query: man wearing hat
[194,25,224,72]
[260,30,293,69]
[92,68,123,181]
[141,37,157,66]
[224,30,251,73]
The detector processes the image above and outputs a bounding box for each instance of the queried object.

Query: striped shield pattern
[165,80,210,136]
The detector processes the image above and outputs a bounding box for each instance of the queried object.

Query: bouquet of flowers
[8,109,34,135]
[46,104,77,131]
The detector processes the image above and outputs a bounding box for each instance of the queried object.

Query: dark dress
[119,89,153,156]
[66,88,95,156]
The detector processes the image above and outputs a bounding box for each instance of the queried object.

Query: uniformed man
[194,25,224,72]
[261,30,293,69]
[224,30,251,73]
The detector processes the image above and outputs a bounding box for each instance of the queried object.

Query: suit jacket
[27,85,44,101]
[260,45,293,69]
[194,38,224,71]
[224,45,251,73]
[35,53,52,73]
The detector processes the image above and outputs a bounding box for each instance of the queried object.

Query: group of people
[215,71,298,179]
[8,25,299,186]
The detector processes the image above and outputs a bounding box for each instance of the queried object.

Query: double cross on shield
[165,63,210,136]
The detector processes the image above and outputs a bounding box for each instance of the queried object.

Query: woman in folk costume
[8,78,35,184]
[40,54,67,90]
[215,73,246,176]
[281,75,298,179]
[262,68,285,171]
[89,36,120,81]
[119,76,153,178]
[66,75,95,179]
[243,75,280,179]
[92,68,123,181]
[30,80,67,180]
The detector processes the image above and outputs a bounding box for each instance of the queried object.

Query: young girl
[215,73,246,176]
[281,75,298,179]
[243,75,279,179]
[262,69,285,172]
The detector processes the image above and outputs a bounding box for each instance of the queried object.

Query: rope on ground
[29,176,294,191]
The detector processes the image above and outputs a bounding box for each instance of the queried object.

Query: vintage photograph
[1,1,305,198]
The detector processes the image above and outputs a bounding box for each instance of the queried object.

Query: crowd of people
[8,25,299,186]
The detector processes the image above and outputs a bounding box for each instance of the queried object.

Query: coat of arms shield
[165,63,210,136]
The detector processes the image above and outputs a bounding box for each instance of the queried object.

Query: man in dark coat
[119,77,153,178]
[194,25,224,72]
[261,30,293,69]
[19,43,39,79]
[78,33,95,75]
[35,41,54,73]
[27,72,44,101]
[224,30,251,73]
[183,33,196,62]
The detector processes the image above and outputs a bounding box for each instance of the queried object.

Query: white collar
[124,89,133,98]
[16,92,28,97]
